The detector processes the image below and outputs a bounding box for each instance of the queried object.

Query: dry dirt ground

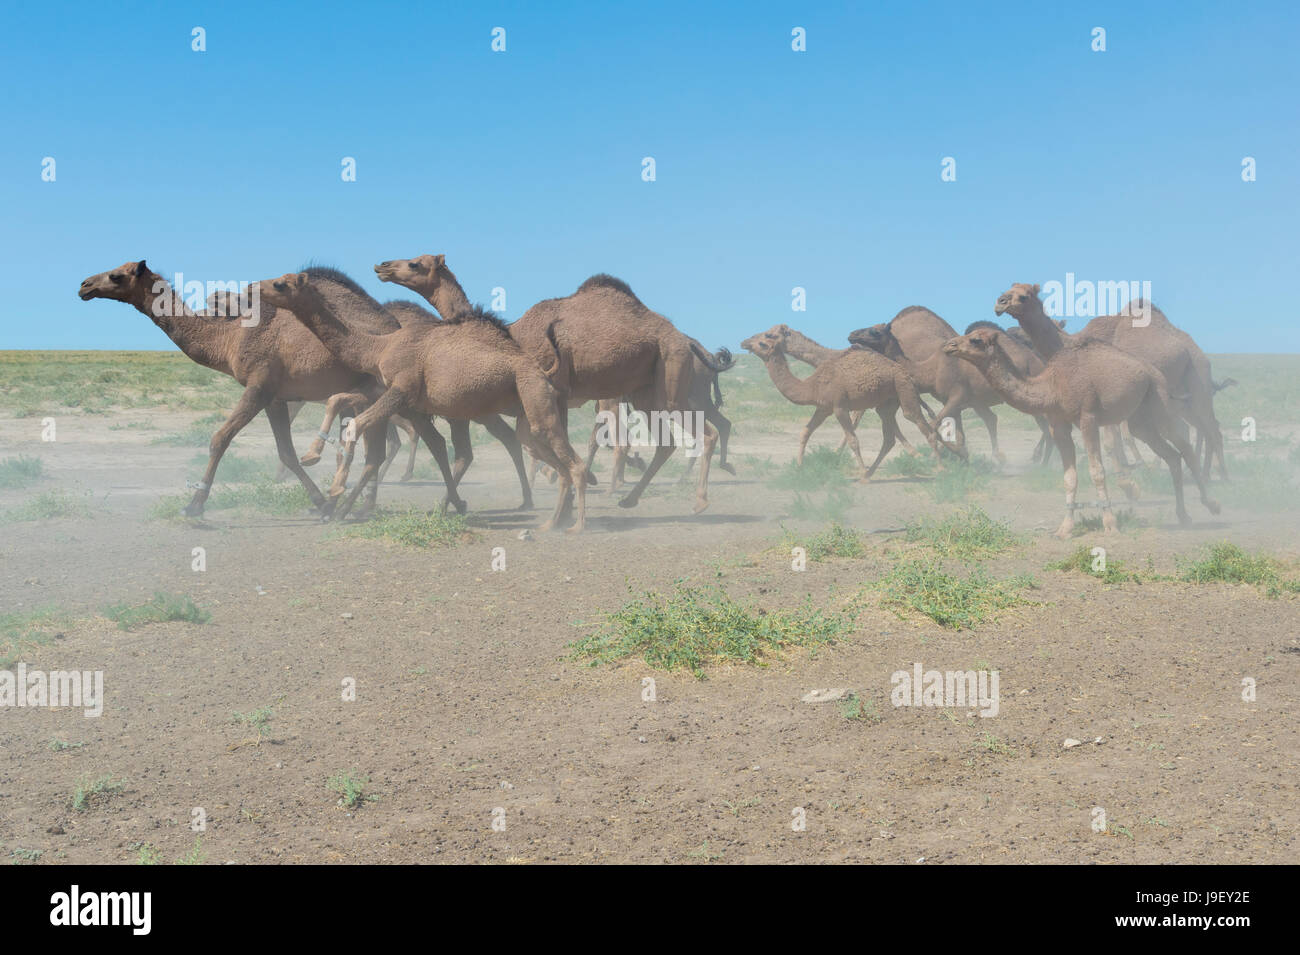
[1,355,1297,865]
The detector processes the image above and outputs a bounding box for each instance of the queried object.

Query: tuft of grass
[48,739,86,752]
[1047,545,1149,584]
[104,592,210,630]
[339,507,477,548]
[923,456,996,503]
[880,450,933,478]
[771,447,852,491]
[148,481,312,520]
[570,583,852,679]
[328,771,377,809]
[872,559,1036,630]
[0,607,75,669]
[1,488,92,523]
[1073,508,1146,535]
[186,451,272,484]
[135,843,161,866]
[904,506,1021,561]
[788,486,855,523]
[785,522,867,561]
[0,455,44,489]
[839,692,883,724]
[176,836,206,866]
[71,774,124,812]
[232,706,275,738]
[1176,542,1300,597]
[10,847,43,865]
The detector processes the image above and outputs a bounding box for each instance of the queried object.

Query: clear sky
[2,0,1296,352]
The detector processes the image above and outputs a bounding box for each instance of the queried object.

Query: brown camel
[258,272,588,531]
[944,326,1219,538]
[997,285,1227,481]
[78,261,392,518]
[374,254,719,514]
[849,308,1016,462]
[963,320,1057,465]
[740,325,962,479]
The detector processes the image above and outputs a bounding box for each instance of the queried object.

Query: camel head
[78,260,154,302]
[942,327,1004,368]
[993,283,1041,318]
[846,323,895,356]
[374,254,447,295]
[257,271,314,310]
[740,327,785,360]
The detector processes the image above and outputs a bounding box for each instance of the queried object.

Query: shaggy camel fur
[997,284,1227,481]
[963,320,1057,465]
[375,254,719,514]
[78,260,395,518]
[740,326,962,479]
[944,326,1219,538]
[291,270,535,511]
[848,307,1015,461]
[260,272,588,531]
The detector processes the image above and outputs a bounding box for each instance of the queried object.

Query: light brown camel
[997,285,1227,481]
[258,272,588,531]
[848,308,1015,461]
[374,254,719,514]
[78,261,391,518]
[944,326,1219,538]
[740,325,962,479]
[288,269,536,512]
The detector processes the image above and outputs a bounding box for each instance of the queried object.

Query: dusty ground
[1,354,1297,864]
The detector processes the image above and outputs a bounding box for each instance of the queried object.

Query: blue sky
[2,0,1296,352]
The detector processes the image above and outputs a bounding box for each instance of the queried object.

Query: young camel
[740,326,962,479]
[78,261,394,518]
[258,272,588,531]
[285,271,536,511]
[944,326,1219,538]
[374,254,719,515]
[999,285,1227,481]
[848,308,1013,461]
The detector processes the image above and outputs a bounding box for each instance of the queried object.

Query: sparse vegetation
[1177,542,1300,597]
[903,506,1021,560]
[1047,545,1152,584]
[339,507,478,548]
[788,485,855,523]
[176,836,206,865]
[570,583,852,679]
[771,447,851,491]
[71,774,124,812]
[328,771,377,809]
[0,456,44,489]
[0,488,92,523]
[148,481,312,520]
[104,592,210,630]
[922,456,995,503]
[785,522,867,561]
[152,412,227,446]
[872,559,1036,629]
[0,607,75,669]
[839,692,883,724]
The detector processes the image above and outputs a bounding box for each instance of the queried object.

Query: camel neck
[1016,300,1066,359]
[131,280,234,375]
[426,271,474,320]
[785,334,839,367]
[762,351,815,404]
[287,292,385,377]
[976,346,1053,416]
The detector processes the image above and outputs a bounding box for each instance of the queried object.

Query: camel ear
[134,260,149,276]
[294,272,308,288]
[1031,283,1041,295]
[433,254,446,269]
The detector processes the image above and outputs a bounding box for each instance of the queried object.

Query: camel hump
[300,265,372,299]
[577,273,641,302]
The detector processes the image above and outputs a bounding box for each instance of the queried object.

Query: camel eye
[110,273,123,283]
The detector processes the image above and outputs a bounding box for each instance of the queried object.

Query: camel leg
[616,346,701,509]
[1144,398,1220,519]
[690,419,718,514]
[394,416,419,482]
[517,410,587,533]
[860,403,901,480]
[447,419,474,491]
[264,399,331,515]
[796,408,832,466]
[836,409,866,451]
[405,414,466,515]
[477,413,535,509]
[707,404,736,474]
[971,405,1003,463]
[184,384,273,517]
[1078,415,1118,534]
[333,424,387,522]
[331,389,418,522]
[1051,422,1079,539]
[375,419,404,485]
[275,400,306,481]
[1032,415,1054,466]
[832,407,870,478]
[301,393,352,467]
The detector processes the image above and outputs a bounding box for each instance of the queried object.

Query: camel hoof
[1102,513,1119,534]
[300,451,322,467]
[1055,518,1074,539]
[1205,498,1221,515]
[182,504,204,519]
[399,473,414,483]
[451,499,468,515]
[692,499,710,515]
[720,463,736,475]
[617,495,639,509]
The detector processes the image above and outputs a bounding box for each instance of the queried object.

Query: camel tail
[689,341,721,373]
[1213,377,1238,393]
[540,319,568,388]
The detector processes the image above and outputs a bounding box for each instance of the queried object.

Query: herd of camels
[77,256,1232,538]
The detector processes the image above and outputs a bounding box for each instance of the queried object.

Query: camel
[258,272,588,531]
[944,325,1219,538]
[963,320,1057,465]
[287,280,535,511]
[374,254,719,514]
[997,285,1227,481]
[78,261,391,518]
[739,325,962,479]
[849,307,1024,462]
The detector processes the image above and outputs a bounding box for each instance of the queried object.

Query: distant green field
[0,350,241,417]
